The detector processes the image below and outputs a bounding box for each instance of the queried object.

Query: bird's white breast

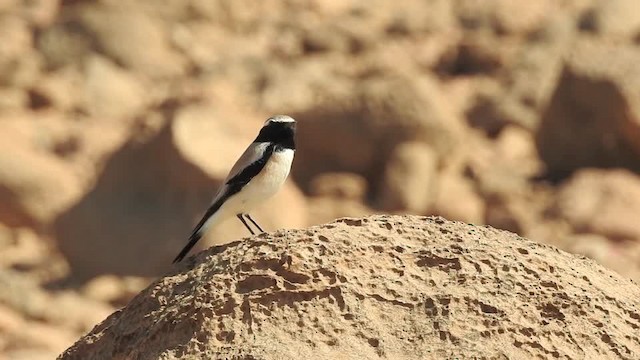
[255,148,294,192]
[225,148,294,213]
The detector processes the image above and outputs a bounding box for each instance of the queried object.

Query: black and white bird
[172,115,296,263]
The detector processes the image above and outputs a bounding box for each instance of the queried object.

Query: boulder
[431,171,484,224]
[536,39,640,178]
[377,142,438,212]
[0,119,82,227]
[291,74,462,190]
[553,168,640,242]
[82,55,147,119]
[76,2,186,78]
[580,0,640,39]
[308,172,368,201]
[60,215,640,359]
[465,11,574,133]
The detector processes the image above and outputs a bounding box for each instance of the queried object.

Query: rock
[4,349,61,360]
[35,16,94,69]
[55,111,307,278]
[0,120,82,227]
[580,0,640,38]
[465,128,532,200]
[51,291,116,332]
[36,1,185,77]
[553,169,640,242]
[172,104,260,180]
[0,303,22,334]
[454,0,552,35]
[0,269,114,336]
[82,56,147,119]
[308,172,368,201]
[490,0,553,35]
[377,142,438,212]
[0,87,27,112]
[306,197,374,226]
[80,275,128,304]
[21,0,60,27]
[0,16,31,70]
[0,15,41,88]
[59,215,640,359]
[292,74,462,190]
[566,233,640,281]
[74,275,150,311]
[80,275,150,308]
[0,227,48,269]
[536,39,640,178]
[494,126,544,177]
[27,66,81,111]
[465,12,574,132]
[435,31,511,77]
[7,321,77,355]
[385,0,455,35]
[484,196,536,235]
[77,2,186,78]
[431,172,484,224]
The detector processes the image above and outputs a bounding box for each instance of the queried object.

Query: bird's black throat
[254,122,296,150]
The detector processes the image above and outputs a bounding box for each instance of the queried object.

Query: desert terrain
[1,0,640,358]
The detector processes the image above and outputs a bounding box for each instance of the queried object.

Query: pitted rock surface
[59,215,640,359]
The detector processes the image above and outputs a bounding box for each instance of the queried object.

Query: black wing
[172,144,276,263]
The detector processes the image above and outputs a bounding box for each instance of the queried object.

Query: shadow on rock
[54,123,215,279]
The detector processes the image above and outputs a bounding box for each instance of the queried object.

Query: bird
[172,115,296,263]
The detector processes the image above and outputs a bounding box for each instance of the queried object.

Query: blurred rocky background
[1,0,640,358]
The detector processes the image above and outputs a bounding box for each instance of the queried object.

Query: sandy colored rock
[60,215,640,359]
[491,0,553,35]
[554,168,640,242]
[581,0,640,38]
[378,142,438,212]
[4,0,640,357]
[291,74,462,182]
[306,197,374,226]
[566,233,640,281]
[82,55,147,119]
[0,15,40,88]
[537,39,640,177]
[432,171,484,224]
[0,301,77,357]
[77,2,186,78]
[494,126,544,177]
[80,275,129,305]
[21,0,60,27]
[0,269,113,333]
[8,321,77,355]
[465,11,574,132]
[29,66,83,111]
[172,104,261,180]
[80,275,150,308]
[309,172,368,201]
[0,121,82,227]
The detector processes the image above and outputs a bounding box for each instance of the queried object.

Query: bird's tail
[172,230,204,263]
[172,197,226,263]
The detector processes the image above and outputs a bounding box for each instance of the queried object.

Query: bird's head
[255,115,296,149]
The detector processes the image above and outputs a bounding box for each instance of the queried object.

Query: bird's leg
[236,214,255,235]
[246,214,265,233]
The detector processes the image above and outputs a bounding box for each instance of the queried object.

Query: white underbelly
[220,148,294,215]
